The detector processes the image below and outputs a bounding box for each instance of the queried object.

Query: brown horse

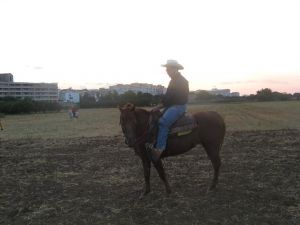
[119,103,226,197]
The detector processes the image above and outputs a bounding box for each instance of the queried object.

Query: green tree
[256,88,273,101]
[119,91,137,105]
[80,93,97,108]
[293,93,300,100]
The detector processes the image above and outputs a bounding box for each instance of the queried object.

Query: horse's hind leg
[203,143,221,191]
[153,160,171,194]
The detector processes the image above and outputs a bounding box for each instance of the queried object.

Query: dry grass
[189,101,300,130]
[1,101,300,140]
[0,108,122,140]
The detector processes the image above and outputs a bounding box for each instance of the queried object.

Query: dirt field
[1,129,299,225]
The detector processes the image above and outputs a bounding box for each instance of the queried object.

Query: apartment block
[0,73,58,101]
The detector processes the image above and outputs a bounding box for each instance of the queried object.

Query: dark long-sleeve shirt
[162,73,189,108]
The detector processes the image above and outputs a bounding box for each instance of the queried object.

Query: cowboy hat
[161,59,184,70]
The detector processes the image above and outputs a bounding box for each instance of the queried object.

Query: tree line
[80,91,162,108]
[80,88,300,107]
[194,88,300,103]
[0,97,62,114]
[0,89,299,114]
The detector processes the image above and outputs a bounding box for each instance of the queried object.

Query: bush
[0,98,62,114]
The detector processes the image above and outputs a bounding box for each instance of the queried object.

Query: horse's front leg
[140,159,151,199]
[153,160,171,194]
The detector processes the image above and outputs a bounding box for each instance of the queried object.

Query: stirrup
[144,143,156,161]
[145,142,154,150]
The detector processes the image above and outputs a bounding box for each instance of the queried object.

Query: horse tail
[218,114,226,152]
[221,115,226,136]
[193,111,226,149]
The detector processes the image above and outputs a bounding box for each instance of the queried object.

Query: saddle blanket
[169,113,198,136]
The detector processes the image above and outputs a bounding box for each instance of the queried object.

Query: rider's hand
[151,107,159,112]
[151,104,163,112]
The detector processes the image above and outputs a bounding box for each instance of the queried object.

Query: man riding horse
[119,60,225,194]
[149,59,189,161]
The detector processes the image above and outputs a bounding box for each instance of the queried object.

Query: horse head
[119,103,159,148]
[119,103,139,147]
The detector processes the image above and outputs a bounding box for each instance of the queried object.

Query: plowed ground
[1,130,299,225]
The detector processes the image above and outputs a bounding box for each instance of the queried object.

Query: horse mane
[119,103,150,125]
[120,102,150,115]
[135,107,150,116]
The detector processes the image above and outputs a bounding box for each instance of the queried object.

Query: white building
[59,89,80,103]
[0,73,58,101]
[209,88,231,96]
[109,83,166,95]
[79,89,101,102]
[230,92,240,97]
[195,88,240,97]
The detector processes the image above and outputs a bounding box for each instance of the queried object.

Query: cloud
[58,81,116,90]
[219,80,257,85]
[33,66,43,70]
[219,79,292,85]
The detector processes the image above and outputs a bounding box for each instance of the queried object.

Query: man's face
[166,66,178,78]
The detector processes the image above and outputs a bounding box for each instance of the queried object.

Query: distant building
[109,83,166,95]
[99,88,110,96]
[78,89,101,102]
[0,73,14,82]
[58,89,80,103]
[209,88,231,96]
[0,73,58,101]
[230,92,240,97]
[194,88,240,97]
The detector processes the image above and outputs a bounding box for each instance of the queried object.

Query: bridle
[120,113,152,147]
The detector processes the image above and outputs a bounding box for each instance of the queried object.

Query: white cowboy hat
[161,59,184,70]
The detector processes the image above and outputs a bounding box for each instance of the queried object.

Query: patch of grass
[1,101,299,140]
[189,101,300,130]
[0,108,122,140]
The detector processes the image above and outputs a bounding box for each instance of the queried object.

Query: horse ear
[125,102,135,111]
[130,104,135,111]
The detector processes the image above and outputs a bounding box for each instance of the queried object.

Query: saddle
[145,112,197,157]
[169,113,198,136]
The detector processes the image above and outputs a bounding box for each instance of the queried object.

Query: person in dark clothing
[150,59,189,161]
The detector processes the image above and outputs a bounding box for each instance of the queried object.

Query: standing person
[71,105,77,118]
[68,107,73,119]
[75,108,79,118]
[150,59,189,161]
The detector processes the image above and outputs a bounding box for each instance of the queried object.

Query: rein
[133,118,150,145]
[121,113,152,147]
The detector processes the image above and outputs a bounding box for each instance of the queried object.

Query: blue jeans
[156,105,187,151]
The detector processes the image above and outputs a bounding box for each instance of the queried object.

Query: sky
[0,0,300,95]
